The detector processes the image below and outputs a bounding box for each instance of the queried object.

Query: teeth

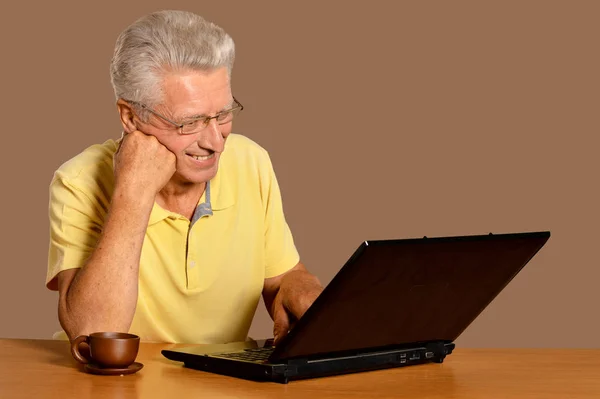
[188,153,214,161]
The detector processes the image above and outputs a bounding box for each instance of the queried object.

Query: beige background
[0,1,597,347]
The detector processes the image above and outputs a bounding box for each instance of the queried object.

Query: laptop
[162,230,550,383]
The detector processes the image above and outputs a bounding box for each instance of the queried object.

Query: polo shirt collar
[147,165,235,226]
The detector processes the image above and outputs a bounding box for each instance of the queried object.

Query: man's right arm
[55,131,176,340]
[57,189,154,340]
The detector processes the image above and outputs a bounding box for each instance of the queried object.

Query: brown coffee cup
[71,332,140,368]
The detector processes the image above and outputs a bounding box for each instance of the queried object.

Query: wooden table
[1,339,599,398]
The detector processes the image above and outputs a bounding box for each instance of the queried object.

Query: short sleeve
[260,153,300,279]
[46,176,103,291]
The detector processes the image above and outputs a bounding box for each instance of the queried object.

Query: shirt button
[189,261,196,268]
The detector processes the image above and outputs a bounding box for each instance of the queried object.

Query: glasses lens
[180,106,242,134]
[217,108,241,125]
[181,119,208,134]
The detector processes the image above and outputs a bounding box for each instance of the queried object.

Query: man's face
[137,67,233,186]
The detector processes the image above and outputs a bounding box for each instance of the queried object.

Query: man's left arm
[263,261,323,345]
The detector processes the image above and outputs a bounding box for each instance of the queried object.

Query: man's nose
[201,119,225,153]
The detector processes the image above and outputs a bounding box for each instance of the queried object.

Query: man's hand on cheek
[113,130,177,198]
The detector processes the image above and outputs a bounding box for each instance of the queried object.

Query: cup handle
[70,335,91,364]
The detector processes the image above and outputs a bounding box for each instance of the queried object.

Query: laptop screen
[272,231,550,360]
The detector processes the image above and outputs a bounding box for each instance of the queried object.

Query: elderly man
[45,10,322,345]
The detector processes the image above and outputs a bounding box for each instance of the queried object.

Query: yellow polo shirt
[46,133,299,343]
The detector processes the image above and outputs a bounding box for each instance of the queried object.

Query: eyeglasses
[129,97,243,135]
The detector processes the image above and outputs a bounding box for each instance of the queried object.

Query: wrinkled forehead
[158,67,233,119]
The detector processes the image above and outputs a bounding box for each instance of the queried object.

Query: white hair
[110,10,235,115]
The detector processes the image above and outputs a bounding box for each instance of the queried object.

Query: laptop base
[162,341,455,384]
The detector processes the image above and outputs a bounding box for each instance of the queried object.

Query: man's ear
[116,99,137,134]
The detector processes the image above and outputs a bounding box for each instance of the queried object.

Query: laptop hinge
[278,358,307,382]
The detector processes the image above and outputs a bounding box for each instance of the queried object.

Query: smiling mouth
[186,153,215,161]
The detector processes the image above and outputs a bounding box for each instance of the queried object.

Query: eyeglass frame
[127,97,244,135]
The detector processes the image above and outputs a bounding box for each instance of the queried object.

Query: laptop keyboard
[214,347,275,363]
